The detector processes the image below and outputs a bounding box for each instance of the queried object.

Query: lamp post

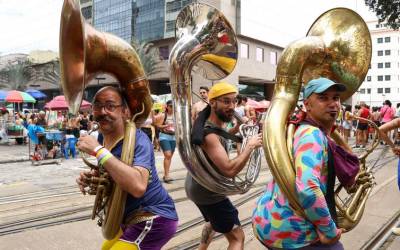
[95,76,106,85]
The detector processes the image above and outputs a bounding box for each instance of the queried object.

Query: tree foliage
[131,40,164,77]
[364,0,400,30]
[0,60,32,90]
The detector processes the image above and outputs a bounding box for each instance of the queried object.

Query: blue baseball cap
[303,77,346,99]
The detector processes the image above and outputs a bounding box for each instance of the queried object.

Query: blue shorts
[196,199,240,233]
[160,140,176,152]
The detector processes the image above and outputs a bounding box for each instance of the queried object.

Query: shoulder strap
[163,113,168,124]
[326,147,338,224]
[203,127,243,143]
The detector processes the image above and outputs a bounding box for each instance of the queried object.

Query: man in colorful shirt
[253,78,346,249]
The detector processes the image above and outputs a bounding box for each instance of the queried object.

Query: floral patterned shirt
[252,124,340,249]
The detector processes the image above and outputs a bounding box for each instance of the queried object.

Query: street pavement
[1,140,400,249]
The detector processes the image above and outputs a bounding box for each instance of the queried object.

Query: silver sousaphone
[169,3,261,195]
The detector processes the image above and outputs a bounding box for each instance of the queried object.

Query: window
[367,76,371,81]
[385,88,391,93]
[378,63,383,68]
[240,43,249,58]
[159,46,169,60]
[359,88,365,94]
[378,75,383,81]
[378,50,383,56]
[367,88,371,94]
[385,75,391,81]
[385,37,391,43]
[385,62,391,68]
[377,37,383,43]
[377,88,383,93]
[256,47,264,62]
[270,51,277,65]
[385,50,391,56]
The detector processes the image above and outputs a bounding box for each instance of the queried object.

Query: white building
[357,20,400,107]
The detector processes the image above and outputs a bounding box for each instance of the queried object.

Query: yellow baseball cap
[208,81,238,100]
[152,102,163,111]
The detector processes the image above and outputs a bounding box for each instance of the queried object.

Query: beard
[215,109,233,123]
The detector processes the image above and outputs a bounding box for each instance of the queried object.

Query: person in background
[342,105,352,144]
[192,86,209,121]
[141,113,154,143]
[36,111,47,127]
[380,100,395,144]
[151,104,164,152]
[158,100,176,183]
[378,117,400,236]
[235,95,249,123]
[354,102,370,148]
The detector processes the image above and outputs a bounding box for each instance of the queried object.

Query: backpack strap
[203,126,243,143]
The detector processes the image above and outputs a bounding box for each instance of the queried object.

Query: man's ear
[304,99,311,112]
[209,99,216,108]
[122,106,132,120]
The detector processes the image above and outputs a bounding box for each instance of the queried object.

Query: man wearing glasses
[187,82,262,249]
[192,86,209,121]
[76,86,178,250]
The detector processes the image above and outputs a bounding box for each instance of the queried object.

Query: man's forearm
[103,157,148,197]
[223,145,254,178]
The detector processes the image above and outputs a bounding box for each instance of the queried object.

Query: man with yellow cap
[186,81,262,249]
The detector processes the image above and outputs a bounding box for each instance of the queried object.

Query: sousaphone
[262,8,376,231]
[169,2,262,195]
[59,0,152,240]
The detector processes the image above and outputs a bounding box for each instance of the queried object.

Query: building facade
[80,0,93,24]
[93,0,133,42]
[356,20,400,107]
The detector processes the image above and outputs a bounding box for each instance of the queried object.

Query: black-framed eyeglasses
[93,102,123,112]
[216,97,238,105]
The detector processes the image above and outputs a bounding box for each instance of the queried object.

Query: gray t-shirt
[185,121,229,205]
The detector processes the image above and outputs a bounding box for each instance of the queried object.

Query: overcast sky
[0,0,377,55]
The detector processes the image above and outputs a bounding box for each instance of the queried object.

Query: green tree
[0,60,32,90]
[131,40,164,77]
[364,0,400,30]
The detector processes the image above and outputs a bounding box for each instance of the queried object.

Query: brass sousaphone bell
[262,8,375,231]
[59,0,152,240]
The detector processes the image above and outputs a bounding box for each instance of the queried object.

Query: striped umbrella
[5,90,36,103]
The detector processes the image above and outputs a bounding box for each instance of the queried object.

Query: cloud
[0,0,63,55]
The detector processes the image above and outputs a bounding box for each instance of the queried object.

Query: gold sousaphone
[263,8,376,231]
[59,0,152,240]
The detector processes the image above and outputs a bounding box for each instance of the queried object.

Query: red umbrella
[44,95,91,110]
[246,99,270,110]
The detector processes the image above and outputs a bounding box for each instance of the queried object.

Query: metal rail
[360,210,400,250]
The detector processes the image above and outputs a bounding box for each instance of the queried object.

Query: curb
[0,157,30,164]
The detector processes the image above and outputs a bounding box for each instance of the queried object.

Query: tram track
[360,210,400,250]
[0,143,396,246]
[0,174,269,237]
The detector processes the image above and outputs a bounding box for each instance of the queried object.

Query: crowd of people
[336,100,400,151]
